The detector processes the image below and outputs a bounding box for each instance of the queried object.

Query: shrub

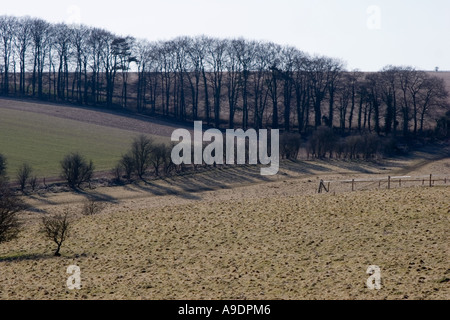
[435,110,450,140]
[82,199,105,216]
[29,176,38,192]
[41,208,72,256]
[112,164,123,183]
[16,163,33,192]
[280,133,301,160]
[162,143,176,176]
[362,134,382,159]
[131,135,154,179]
[120,153,135,180]
[307,126,337,159]
[380,136,399,157]
[60,152,94,189]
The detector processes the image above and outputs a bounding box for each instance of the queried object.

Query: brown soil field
[0,147,449,300]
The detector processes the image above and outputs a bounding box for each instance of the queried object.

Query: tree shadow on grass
[0,253,50,262]
[25,194,58,206]
[138,179,202,200]
[0,251,91,262]
[73,188,120,204]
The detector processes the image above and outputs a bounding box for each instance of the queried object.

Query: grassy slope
[0,107,167,177]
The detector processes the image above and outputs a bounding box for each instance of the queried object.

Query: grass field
[0,105,167,177]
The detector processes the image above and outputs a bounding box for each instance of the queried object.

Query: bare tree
[417,75,448,133]
[41,208,71,256]
[379,66,400,135]
[15,16,32,96]
[366,73,382,135]
[130,135,154,179]
[265,42,282,129]
[251,41,271,130]
[225,39,242,128]
[207,38,227,128]
[71,24,89,104]
[234,39,257,130]
[3,16,450,142]
[150,143,167,177]
[30,18,51,98]
[0,16,17,94]
[185,37,202,120]
[326,59,345,128]
[60,152,94,189]
[120,153,135,180]
[16,163,32,192]
[291,52,311,134]
[135,39,152,112]
[114,36,136,108]
[308,56,332,128]
[53,23,73,100]
[0,179,25,243]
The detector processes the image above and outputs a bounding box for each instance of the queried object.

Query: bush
[0,180,26,243]
[131,135,154,179]
[362,134,382,159]
[60,152,94,189]
[41,208,72,256]
[380,136,400,157]
[435,111,450,140]
[280,133,301,160]
[30,176,38,192]
[16,163,33,192]
[82,199,105,216]
[151,143,173,177]
[162,143,176,176]
[120,153,135,180]
[112,164,123,183]
[307,126,337,159]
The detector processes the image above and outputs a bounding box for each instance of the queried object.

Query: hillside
[0,97,449,300]
[0,98,176,176]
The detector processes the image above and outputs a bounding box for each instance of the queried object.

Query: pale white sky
[2,0,449,71]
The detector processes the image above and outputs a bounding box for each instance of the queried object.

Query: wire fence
[318,174,450,193]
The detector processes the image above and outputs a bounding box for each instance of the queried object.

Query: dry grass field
[0,155,448,300]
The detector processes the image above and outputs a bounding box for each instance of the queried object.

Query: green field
[0,107,166,178]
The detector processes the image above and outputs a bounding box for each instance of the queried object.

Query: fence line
[318,174,449,193]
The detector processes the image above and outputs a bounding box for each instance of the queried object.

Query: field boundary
[318,174,450,193]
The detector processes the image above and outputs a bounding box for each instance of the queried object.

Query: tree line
[0,15,448,137]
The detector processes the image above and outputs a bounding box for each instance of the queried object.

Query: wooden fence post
[429,174,432,187]
[388,176,391,190]
[352,179,355,191]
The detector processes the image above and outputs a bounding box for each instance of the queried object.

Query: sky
[1,0,449,71]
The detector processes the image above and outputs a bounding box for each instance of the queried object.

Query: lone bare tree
[41,208,71,256]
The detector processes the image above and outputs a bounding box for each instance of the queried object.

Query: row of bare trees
[0,16,448,135]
